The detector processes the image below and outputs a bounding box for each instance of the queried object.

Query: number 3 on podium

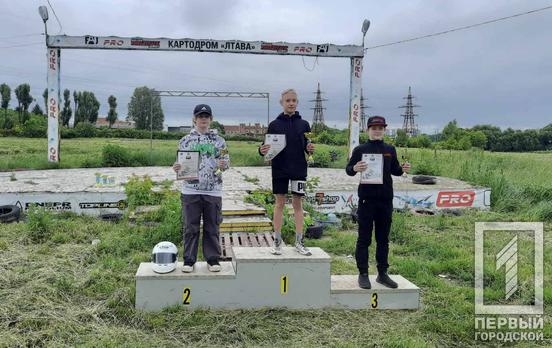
[371,293,378,309]
[183,287,191,305]
[280,275,288,295]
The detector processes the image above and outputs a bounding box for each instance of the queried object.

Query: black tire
[412,175,437,185]
[0,205,21,223]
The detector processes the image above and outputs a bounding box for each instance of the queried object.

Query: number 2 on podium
[280,275,288,294]
[183,287,191,305]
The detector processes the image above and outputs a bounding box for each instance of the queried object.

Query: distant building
[95,117,135,129]
[224,123,267,136]
[168,126,192,133]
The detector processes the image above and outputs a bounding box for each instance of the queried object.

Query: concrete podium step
[135,247,421,311]
[330,275,420,310]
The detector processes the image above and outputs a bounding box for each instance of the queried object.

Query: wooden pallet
[218,232,284,260]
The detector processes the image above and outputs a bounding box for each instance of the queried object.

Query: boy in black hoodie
[345,116,411,289]
[259,89,315,256]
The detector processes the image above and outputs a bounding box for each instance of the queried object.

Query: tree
[469,130,487,149]
[127,87,164,130]
[42,88,48,112]
[14,83,33,124]
[210,120,225,134]
[74,91,100,126]
[394,129,409,147]
[73,90,78,124]
[442,120,460,141]
[31,103,44,116]
[107,95,118,128]
[61,89,72,127]
[0,83,10,118]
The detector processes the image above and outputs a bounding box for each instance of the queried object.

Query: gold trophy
[304,132,314,165]
[215,147,228,176]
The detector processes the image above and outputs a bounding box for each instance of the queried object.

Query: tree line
[0,83,164,131]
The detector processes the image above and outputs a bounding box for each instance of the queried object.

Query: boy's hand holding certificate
[264,134,286,161]
[176,150,200,181]
[360,153,383,184]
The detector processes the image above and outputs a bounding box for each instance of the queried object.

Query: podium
[135,247,420,311]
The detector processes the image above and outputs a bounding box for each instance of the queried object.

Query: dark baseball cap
[193,104,212,116]
[367,116,387,128]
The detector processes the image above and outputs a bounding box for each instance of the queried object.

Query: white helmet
[151,241,178,274]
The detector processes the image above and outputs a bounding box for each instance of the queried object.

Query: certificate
[176,150,200,181]
[360,153,383,184]
[264,134,286,161]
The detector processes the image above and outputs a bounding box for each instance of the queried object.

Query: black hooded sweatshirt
[260,112,311,179]
[345,139,404,201]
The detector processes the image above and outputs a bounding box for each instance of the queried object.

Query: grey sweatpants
[181,194,223,264]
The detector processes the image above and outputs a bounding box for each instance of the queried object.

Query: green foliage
[26,205,54,243]
[73,121,96,138]
[407,134,432,148]
[124,175,162,209]
[31,104,43,116]
[61,89,72,127]
[74,91,100,125]
[127,86,164,130]
[107,95,118,128]
[394,129,409,147]
[0,83,10,110]
[311,149,331,168]
[14,83,33,124]
[210,121,225,135]
[21,116,47,137]
[101,144,133,167]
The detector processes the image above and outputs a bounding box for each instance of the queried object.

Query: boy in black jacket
[259,89,315,256]
[345,116,411,289]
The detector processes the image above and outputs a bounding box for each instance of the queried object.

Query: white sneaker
[295,241,312,256]
[182,263,194,273]
[270,238,282,255]
[207,261,222,272]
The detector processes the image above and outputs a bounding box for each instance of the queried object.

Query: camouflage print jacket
[178,128,229,197]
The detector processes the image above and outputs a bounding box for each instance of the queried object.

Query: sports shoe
[295,240,312,256]
[376,272,398,288]
[182,262,194,273]
[270,238,282,255]
[358,273,371,289]
[207,260,222,272]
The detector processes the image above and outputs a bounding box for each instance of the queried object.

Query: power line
[0,42,43,49]
[0,33,42,40]
[365,5,552,50]
[47,0,64,34]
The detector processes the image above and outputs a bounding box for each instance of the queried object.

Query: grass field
[0,137,551,346]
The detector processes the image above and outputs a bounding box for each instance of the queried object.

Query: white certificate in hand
[176,150,200,181]
[264,134,286,161]
[360,153,383,184]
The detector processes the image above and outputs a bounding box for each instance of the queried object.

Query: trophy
[304,132,314,165]
[215,147,228,176]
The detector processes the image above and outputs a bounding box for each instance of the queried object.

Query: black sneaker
[207,259,221,272]
[358,273,371,289]
[376,272,398,288]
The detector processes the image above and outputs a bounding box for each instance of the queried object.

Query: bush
[21,116,47,137]
[73,122,96,137]
[101,144,132,167]
[311,150,331,168]
[26,206,54,243]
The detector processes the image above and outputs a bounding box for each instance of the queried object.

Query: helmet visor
[152,252,177,264]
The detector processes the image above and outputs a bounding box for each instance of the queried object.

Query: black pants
[356,198,393,274]
[181,194,222,264]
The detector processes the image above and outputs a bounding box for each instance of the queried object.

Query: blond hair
[280,88,298,100]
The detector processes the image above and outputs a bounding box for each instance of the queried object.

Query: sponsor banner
[0,192,127,216]
[306,188,491,214]
[47,35,364,57]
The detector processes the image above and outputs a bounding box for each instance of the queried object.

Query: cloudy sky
[1,0,551,133]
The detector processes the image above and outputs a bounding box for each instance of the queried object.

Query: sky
[0,0,551,133]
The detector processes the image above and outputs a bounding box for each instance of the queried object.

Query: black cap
[193,104,212,116]
[367,115,387,128]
